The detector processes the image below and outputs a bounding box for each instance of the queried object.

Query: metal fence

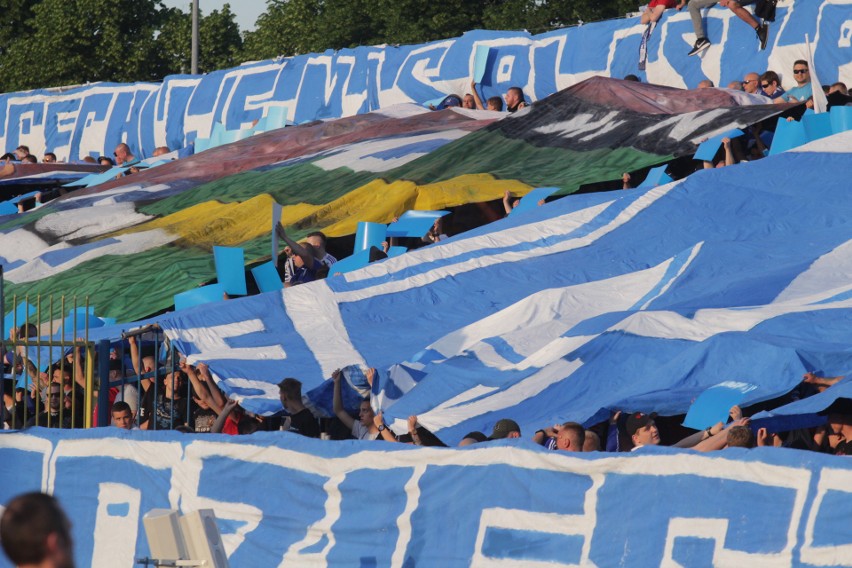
[1,286,192,431]
[1,293,96,429]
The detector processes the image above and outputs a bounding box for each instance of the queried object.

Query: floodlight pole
[191,0,199,75]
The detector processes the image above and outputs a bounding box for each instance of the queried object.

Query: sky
[161,0,267,32]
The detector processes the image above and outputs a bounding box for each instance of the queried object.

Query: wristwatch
[378,424,387,432]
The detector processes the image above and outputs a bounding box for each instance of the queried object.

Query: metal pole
[97,339,111,428]
[191,0,199,75]
[0,265,5,358]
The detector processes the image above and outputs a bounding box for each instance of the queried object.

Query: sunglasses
[742,79,757,84]
[761,83,770,88]
[793,69,809,74]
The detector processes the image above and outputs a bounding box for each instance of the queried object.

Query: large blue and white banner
[1,429,850,567]
[1,0,850,160]
[158,135,852,444]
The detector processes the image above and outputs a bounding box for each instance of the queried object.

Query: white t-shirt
[351,421,375,440]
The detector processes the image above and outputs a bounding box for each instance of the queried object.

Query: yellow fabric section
[319,174,532,237]
[117,174,532,245]
[115,194,318,247]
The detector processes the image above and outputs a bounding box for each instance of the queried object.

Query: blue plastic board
[637,166,673,188]
[802,113,833,142]
[831,105,852,133]
[194,137,212,153]
[265,106,289,130]
[84,167,129,187]
[693,129,744,162]
[387,246,408,258]
[386,210,449,237]
[213,246,247,296]
[174,284,226,311]
[769,118,808,155]
[354,222,387,253]
[251,261,284,293]
[329,249,373,276]
[473,46,490,83]
[3,302,36,334]
[59,307,104,336]
[683,382,755,430]
[511,187,559,215]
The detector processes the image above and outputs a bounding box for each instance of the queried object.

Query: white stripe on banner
[615,286,852,342]
[282,281,366,377]
[338,183,680,302]
[172,319,287,369]
[774,239,852,304]
[340,198,616,286]
[428,253,691,363]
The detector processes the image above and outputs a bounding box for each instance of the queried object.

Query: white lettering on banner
[3,431,851,566]
[801,468,852,566]
[92,483,142,567]
[471,474,604,567]
[166,319,287,366]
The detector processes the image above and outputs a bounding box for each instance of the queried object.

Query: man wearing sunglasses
[741,72,761,94]
[779,60,813,103]
[759,70,785,100]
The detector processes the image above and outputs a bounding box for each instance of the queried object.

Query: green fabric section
[0,231,305,323]
[3,245,214,323]
[138,163,379,217]
[384,129,673,194]
[2,127,673,323]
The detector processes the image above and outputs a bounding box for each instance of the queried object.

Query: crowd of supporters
[2,2,850,458]
[2,319,849,460]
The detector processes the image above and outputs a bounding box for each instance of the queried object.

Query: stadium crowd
[3,316,850,459]
[2,0,850,459]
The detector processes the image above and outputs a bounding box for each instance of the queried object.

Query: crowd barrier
[0,1,849,160]
[0,429,850,566]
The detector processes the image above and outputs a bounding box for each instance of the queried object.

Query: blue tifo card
[174,284,226,311]
[354,221,387,253]
[683,381,757,430]
[251,261,283,293]
[510,187,559,215]
[693,129,744,162]
[213,246,247,296]
[637,165,673,188]
[386,210,449,237]
[473,45,490,82]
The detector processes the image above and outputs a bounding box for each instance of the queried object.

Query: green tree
[0,0,40,56]
[372,0,483,45]
[243,0,638,62]
[242,0,323,61]
[2,0,169,91]
[157,3,243,75]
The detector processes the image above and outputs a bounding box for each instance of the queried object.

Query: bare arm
[332,369,355,430]
[693,418,750,452]
[803,372,844,389]
[211,399,238,434]
[128,335,141,376]
[408,415,422,446]
[183,362,222,414]
[196,363,226,411]
[276,225,314,269]
[722,138,735,167]
[70,339,86,390]
[470,80,485,110]
[374,411,398,442]
[502,190,513,215]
